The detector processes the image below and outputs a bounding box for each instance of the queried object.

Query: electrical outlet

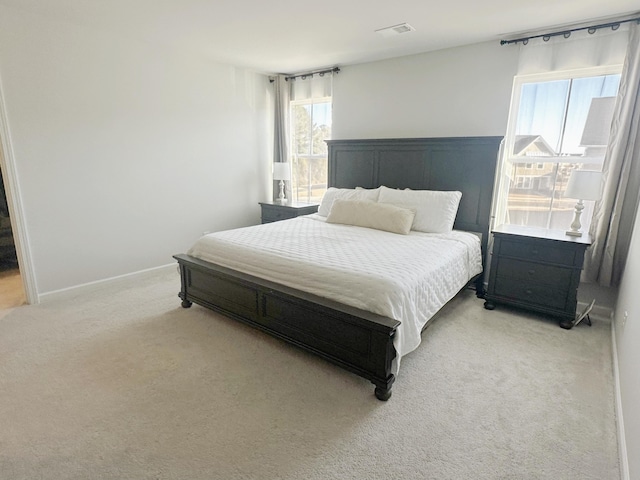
[622,310,628,328]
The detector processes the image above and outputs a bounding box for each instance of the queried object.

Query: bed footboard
[174,254,400,400]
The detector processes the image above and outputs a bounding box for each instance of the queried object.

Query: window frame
[289,96,332,203]
[494,65,623,231]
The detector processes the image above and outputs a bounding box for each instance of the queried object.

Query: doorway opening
[0,167,25,312]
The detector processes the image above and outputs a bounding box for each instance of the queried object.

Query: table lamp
[273,162,291,203]
[579,97,615,159]
[564,169,602,237]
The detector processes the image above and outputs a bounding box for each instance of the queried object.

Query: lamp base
[566,200,585,238]
[277,180,287,204]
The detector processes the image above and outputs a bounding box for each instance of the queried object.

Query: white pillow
[326,199,416,235]
[355,186,382,201]
[318,187,381,217]
[378,186,462,233]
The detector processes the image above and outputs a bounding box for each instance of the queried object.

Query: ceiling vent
[375,23,415,38]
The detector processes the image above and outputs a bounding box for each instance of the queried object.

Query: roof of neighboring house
[513,135,556,156]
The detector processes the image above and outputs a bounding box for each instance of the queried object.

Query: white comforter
[187,215,482,371]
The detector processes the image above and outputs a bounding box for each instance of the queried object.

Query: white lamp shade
[273,162,291,181]
[580,97,616,147]
[565,170,602,201]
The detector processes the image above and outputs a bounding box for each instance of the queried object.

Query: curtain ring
[522,39,529,45]
[612,24,620,31]
[563,32,571,38]
[588,27,597,34]
[543,35,550,42]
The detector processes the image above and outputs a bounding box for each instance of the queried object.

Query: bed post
[373,376,395,401]
[177,262,192,308]
[370,327,397,401]
[475,275,485,298]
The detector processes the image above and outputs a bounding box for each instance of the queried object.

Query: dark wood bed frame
[174,136,502,400]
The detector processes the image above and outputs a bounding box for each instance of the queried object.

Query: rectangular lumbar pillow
[326,199,416,235]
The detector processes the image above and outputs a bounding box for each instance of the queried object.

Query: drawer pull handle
[525,289,533,295]
[531,249,539,256]
[528,269,535,275]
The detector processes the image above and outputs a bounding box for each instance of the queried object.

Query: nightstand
[483,225,591,329]
[259,201,319,224]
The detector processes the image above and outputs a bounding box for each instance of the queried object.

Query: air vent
[375,23,415,38]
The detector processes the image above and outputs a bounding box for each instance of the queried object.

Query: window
[290,98,331,203]
[286,72,334,204]
[497,67,621,232]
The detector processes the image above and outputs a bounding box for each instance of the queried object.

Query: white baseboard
[38,263,177,303]
[611,320,629,480]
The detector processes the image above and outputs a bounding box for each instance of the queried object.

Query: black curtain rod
[268,67,340,83]
[501,16,640,45]
[285,67,340,81]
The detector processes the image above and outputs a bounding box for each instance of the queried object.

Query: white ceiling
[1,0,639,74]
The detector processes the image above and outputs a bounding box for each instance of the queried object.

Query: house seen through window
[498,69,621,232]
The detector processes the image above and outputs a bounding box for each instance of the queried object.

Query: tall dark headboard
[326,136,502,269]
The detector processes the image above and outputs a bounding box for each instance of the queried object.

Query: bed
[174,136,502,400]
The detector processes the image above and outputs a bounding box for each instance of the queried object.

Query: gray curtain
[272,75,291,201]
[584,22,640,287]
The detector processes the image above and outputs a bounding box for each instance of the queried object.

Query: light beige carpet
[0,267,619,479]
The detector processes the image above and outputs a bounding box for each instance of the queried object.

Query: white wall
[0,6,272,296]
[613,204,640,480]
[332,41,519,139]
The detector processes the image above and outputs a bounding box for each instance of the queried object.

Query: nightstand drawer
[495,258,573,286]
[259,201,319,224]
[493,277,569,310]
[262,207,297,223]
[499,239,577,266]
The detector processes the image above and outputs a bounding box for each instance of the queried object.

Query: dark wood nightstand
[483,225,591,329]
[259,201,319,224]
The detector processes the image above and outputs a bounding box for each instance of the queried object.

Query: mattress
[187,214,482,370]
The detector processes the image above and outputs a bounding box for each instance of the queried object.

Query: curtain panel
[584,22,640,286]
[516,27,629,74]
[289,73,332,101]
[272,75,291,201]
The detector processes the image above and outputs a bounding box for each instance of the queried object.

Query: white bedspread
[187,215,482,372]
